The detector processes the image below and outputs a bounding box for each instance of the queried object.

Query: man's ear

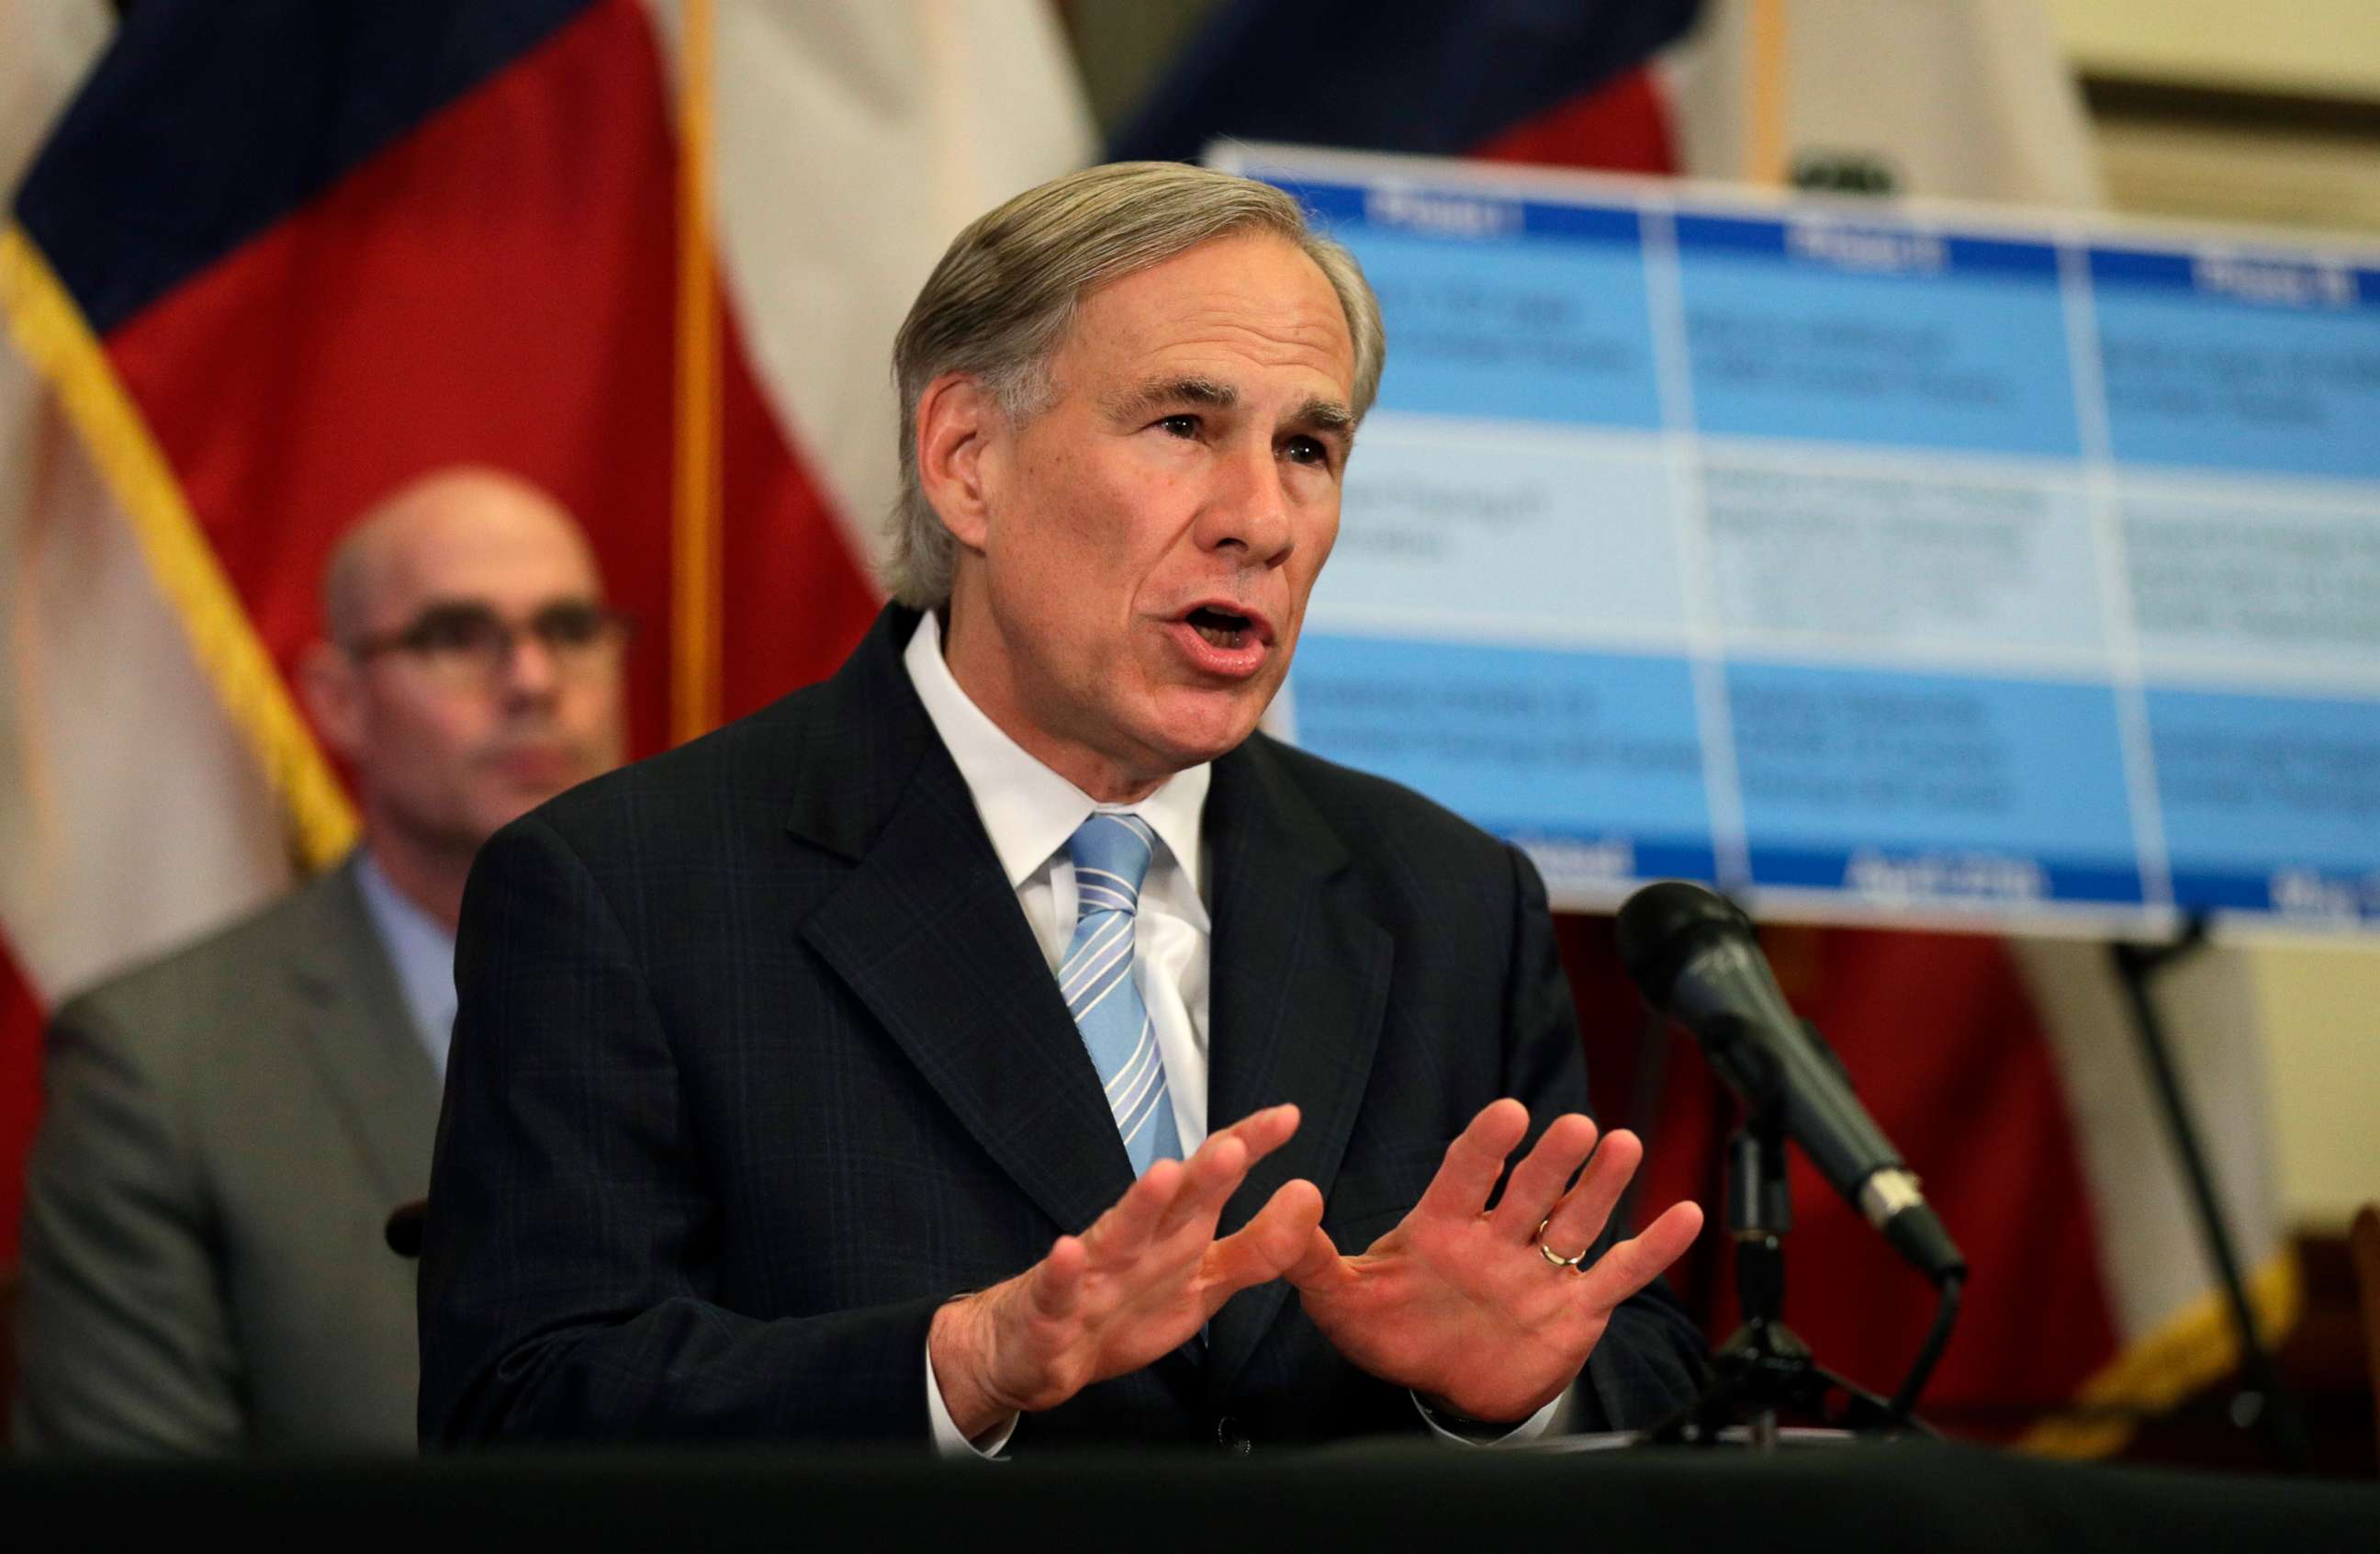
[915,373,1000,552]
[297,639,365,760]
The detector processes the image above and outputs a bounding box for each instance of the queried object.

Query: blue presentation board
[1216,145,2380,934]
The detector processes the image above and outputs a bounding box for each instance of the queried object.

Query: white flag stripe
[0,0,108,190]
[2015,940,2283,1346]
[0,416,294,1005]
[0,0,296,1011]
[668,0,1095,574]
[1656,0,2101,207]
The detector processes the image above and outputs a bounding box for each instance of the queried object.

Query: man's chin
[474,777,583,837]
[1140,688,1268,770]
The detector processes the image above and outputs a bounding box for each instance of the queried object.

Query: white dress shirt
[904,611,1214,1155]
[902,612,1567,1456]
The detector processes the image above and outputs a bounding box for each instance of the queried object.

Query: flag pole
[671,0,724,745]
[1746,0,1790,187]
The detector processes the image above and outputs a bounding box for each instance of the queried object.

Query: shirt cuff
[1412,1380,1579,1447]
[926,1336,1018,1459]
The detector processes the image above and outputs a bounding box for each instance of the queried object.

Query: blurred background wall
[2039,0,2380,1238]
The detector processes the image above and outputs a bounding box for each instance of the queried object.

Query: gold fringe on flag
[2015,1246,2303,1458]
[0,224,355,872]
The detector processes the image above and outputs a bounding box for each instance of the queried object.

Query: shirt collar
[904,609,1209,902]
[352,850,458,1072]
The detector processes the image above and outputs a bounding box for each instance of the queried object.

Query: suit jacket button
[1215,1415,1252,1455]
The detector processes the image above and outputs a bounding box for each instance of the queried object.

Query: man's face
[309,480,627,860]
[948,232,1357,794]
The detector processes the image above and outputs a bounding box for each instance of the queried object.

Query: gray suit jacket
[12,857,442,1453]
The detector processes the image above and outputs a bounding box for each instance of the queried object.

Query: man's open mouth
[1185,605,1255,649]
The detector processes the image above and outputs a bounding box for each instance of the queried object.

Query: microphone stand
[1639,1027,1907,1449]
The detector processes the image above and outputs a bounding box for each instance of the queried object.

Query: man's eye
[1283,436,1330,467]
[533,603,605,647]
[411,610,500,653]
[1156,413,1200,438]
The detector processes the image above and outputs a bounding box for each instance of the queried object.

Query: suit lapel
[1201,738,1393,1391]
[290,861,445,1207]
[794,609,1137,1238]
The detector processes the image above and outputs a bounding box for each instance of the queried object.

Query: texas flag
[0,0,1093,1261]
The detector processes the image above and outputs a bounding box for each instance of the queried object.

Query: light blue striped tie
[1060,813,1182,1177]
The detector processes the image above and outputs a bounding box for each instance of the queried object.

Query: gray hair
[884,162,1386,608]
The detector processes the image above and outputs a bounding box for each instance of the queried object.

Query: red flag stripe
[0,933,44,1263]
[1471,66,1681,176]
[102,0,871,760]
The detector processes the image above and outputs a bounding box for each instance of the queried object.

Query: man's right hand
[926,1104,1320,1441]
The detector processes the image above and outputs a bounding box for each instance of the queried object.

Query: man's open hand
[1284,1098,1703,1426]
[927,1104,1322,1440]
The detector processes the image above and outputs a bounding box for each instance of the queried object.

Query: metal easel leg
[2107,919,2308,1470]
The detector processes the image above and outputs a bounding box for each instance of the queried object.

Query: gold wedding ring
[1535,1216,1587,1269]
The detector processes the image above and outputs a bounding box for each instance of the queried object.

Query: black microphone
[1616,881,1966,1286]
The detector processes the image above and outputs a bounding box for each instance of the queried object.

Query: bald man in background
[13,468,627,1453]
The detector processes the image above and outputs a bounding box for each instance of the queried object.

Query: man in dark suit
[420,163,1708,1454]
[15,469,627,1452]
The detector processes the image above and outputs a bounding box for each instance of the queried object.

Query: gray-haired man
[420,163,1709,1453]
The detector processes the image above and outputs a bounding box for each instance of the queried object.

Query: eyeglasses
[346,600,632,683]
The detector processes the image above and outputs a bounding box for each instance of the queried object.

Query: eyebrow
[409,592,601,617]
[1101,375,1239,422]
[1104,376,1357,445]
[1290,396,1357,438]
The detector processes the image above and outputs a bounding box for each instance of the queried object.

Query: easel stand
[2109,917,2309,1470]
[1641,1087,1905,1448]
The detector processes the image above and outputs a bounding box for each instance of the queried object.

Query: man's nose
[498,628,562,702]
[1196,441,1296,566]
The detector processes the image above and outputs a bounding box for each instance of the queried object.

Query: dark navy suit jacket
[419,605,1707,1449]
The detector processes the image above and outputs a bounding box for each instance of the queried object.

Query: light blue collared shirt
[353,850,458,1077]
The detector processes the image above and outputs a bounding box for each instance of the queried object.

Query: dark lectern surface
[3,1439,2373,1552]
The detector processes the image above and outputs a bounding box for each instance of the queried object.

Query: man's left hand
[1284,1098,1703,1426]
